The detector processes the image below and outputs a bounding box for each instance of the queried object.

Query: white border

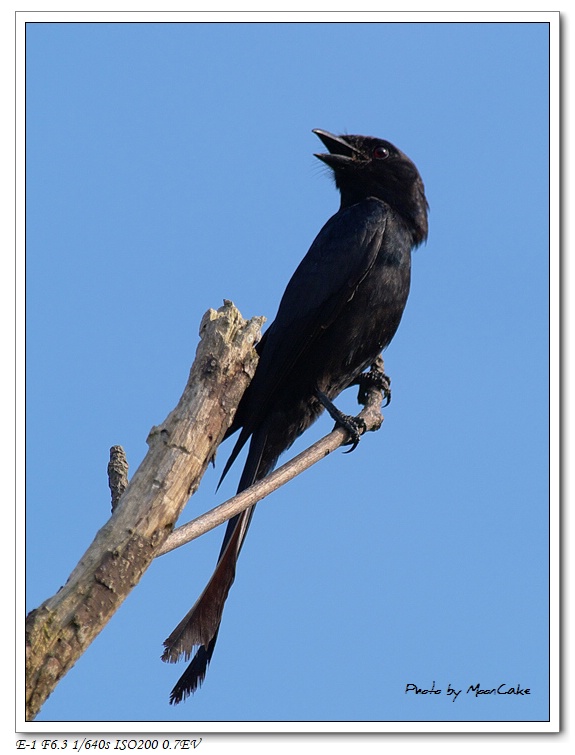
[15,9,561,740]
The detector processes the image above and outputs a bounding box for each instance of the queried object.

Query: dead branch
[25,298,387,722]
[107,445,129,513]
[25,301,264,721]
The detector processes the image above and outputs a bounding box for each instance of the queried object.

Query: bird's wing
[252,198,387,407]
[221,198,388,478]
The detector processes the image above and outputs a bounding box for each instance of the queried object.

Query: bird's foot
[338,413,367,453]
[353,358,391,407]
[315,389,367,453]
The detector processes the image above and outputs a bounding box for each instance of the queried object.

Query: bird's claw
[355,363,392,407]
[315,388,366,451]
[338,414,367,453]
[380,374,392,407]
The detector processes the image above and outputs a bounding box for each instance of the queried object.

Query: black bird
[162,129,428,703]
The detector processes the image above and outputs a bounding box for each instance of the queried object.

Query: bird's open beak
[312,129,360,167]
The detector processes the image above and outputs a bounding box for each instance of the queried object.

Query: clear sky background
[25,18,552,726]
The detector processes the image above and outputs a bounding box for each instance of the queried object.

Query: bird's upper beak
[312,129,361,168]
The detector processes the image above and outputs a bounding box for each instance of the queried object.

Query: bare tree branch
[25,301,264,721]
[25,297,387,722]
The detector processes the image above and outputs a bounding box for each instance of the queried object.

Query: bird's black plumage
[162,129,428,703]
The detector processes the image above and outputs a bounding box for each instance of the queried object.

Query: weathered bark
[25,300,388,721]
[107,445,129,512]
[25,301,264,721]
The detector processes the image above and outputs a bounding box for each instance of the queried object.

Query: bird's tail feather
[162,426,271,703]
[161,511,250,661]
[167,630,219,705]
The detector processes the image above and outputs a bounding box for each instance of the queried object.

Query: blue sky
[25,18,553,727]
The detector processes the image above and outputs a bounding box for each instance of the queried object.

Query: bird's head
[313,129,428,246]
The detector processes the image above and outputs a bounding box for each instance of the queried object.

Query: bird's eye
[373,146,390,160]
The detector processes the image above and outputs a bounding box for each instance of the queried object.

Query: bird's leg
[352,356,392,407]
[315,388,367,453]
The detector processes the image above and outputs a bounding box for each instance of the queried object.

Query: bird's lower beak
[312,129,359,167]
